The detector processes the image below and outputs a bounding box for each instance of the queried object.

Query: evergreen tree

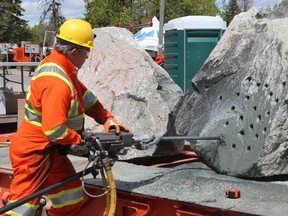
[223,0,241,25]
[38,0,65,31]
[84,0,220,29]
[238,0,253,12]
[0,0,31,43]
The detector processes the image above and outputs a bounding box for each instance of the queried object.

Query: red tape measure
[226,188,240,199]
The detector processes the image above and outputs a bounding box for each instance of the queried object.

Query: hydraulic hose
[105,167,116,216]
[99,167,110,211]
[93,137,117,216]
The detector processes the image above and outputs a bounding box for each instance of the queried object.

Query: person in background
[5,19,130,216]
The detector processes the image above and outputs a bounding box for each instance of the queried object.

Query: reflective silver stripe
[67,116,84,131]
[33,63,74,96]
[69,100,78,116]
[26,62,85,132]
[45,124,68,141]
[34,64,69,81]
[83,90,98,111]
[6,201,38,216]
[25,108,41,123]
[49,188,84,208]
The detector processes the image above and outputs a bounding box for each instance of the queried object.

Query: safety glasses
[77,48,90,56]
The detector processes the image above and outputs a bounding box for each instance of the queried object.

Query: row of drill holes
[246,77,287,87]
[225,121,267,134]
[224,122,266,136]
[220,94,279,103]
[239,130,261,139]
[238,115,262,120]
[225,111,270,125]
[218,77,287,102]
[232,143,251,151]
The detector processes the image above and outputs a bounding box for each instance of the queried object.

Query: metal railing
[0,62,39,93]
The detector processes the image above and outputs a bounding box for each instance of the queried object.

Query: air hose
[81,137,117,216]
[103,166,116,216]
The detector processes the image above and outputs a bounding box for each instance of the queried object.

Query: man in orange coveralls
[5,19,130,216]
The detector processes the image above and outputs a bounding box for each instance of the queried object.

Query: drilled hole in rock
[236,92,240,96]
[267,111,270,115]
[264,83,269,88]
[219,96,222,100]
[247,146,251,151]
[264,127,267,132]
[269,92,273,96]
[253,106,257,111]
[246,76,252,81]
[282,82,286,86]
[250,124,254,129]
[258,115,262,120]
[275,98,279,103]
[225,121,229,126]
[239,115,244,121]
[256,83,261,87]
[231,106,236,111]
[239,130,245,135]
[232,144,236,148]
[246,95,250,100]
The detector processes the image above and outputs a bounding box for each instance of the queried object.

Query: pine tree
[0,0,31,43]
[38,0,65,31]
[223,0,241,25]
[238,0,253,12]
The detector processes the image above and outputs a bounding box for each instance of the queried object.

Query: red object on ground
[226,189,241,199]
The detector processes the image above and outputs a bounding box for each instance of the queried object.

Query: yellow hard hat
[56,19,95,49]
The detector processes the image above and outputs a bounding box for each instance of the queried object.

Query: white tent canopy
[134,16,159,52]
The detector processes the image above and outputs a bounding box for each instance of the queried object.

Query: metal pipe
[159,136,222,141]
[158,0,165,55]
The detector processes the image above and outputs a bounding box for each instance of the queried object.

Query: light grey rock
[158,0,288,177]
[78,27,183,158]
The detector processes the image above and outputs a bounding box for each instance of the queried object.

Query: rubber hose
[105,168,117,216]
[100,168,110,210]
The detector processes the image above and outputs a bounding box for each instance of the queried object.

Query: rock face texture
[159,0,288,178]
[78,27,183,157]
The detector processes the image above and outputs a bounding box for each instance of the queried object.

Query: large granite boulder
[158,0,288,178]
[78,27,183,158]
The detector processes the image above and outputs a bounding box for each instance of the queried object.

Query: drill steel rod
[159,136,221,141]
[0,167,94,214]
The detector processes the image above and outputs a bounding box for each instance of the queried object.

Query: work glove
[103,117,130,134]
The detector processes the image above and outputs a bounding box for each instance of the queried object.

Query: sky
[22,0,280,27]
[22,0,86,26]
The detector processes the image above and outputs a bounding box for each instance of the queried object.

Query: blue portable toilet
[164,16,227,92]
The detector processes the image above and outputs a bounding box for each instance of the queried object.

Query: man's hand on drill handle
[103,117,130,134]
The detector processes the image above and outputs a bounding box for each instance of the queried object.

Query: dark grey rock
[157,0,288,177]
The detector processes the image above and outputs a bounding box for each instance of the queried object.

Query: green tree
[238,0,253,12]
[84,0,220,29]
[84,0,132,28]
[38,0,65,31]
[29,23,53,45]
[0,0,32,43]
[222,0,241,25]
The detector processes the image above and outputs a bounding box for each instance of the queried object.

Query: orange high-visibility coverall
[7,50,113,216]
